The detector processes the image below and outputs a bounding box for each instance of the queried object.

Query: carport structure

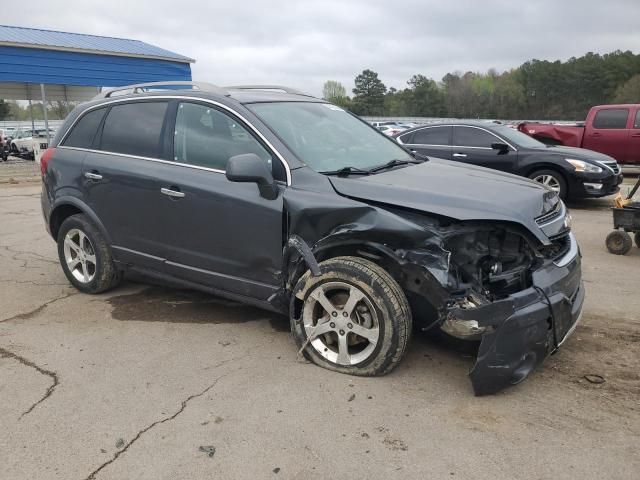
[0,25,194,142]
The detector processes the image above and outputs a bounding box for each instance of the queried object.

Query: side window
[453,127,497,148]
[101,102,168,158]
[592,109,629,129]
[63,108,107,149]
[397,131,414,144]
[634,110,640,129]
[413,126,451,145]
[174,102,273,172]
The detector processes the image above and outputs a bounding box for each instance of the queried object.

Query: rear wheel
[57,214,122,293]
[529,169,567,199]
[291,256,411,376]
[606,230,632,255]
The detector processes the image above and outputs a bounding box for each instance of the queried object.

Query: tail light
[40,147,56,176]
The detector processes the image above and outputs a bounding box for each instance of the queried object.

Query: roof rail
[225,85,313,97]
[94,81,229,99]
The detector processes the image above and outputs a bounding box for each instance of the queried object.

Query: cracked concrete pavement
[0,182,639,480]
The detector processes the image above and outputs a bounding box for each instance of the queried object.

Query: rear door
[160,100,285,299]
[583,107,630,162]
[451,126,517,173]
[397,125,452,159]
[80,100,172,270]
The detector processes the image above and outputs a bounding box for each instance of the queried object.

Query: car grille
[541,232,571,261]
[535,201,563,226]
[600,161,620,174]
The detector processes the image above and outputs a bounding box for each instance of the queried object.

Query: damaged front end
[279,174,583,395]
[397,214,584,396]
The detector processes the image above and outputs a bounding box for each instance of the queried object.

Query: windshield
[248,102,412,172]
[495,126,546,149]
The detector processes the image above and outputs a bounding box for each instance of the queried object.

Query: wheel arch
[523,163,570,195]
[49,197,112,244]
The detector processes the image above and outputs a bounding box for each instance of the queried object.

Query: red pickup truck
[518,104,640,165]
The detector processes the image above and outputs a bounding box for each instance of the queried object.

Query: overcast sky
[13,0,640,96]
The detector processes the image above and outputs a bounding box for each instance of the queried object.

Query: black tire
[635,232,640,249]
[290,256,412,376]
[528,169,568,200]
[606,230,632,255]
[57,214,122,293]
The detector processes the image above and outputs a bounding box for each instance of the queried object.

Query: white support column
[40,83,50,145]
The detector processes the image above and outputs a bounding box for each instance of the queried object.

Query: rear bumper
[452,235,584,395]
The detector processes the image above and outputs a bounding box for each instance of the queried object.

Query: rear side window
[413,126,451,145]
[593,109,629,129]
[63,108,107,148]
[634,110,640,129]
[100,102,168,158]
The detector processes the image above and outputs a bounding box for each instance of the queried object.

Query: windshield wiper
[319,166,372,176]
[367,158,423,173]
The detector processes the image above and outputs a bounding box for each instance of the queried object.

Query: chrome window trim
[401,124,517,151]
[58,95,292,185]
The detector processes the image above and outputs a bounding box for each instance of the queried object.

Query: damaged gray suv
[41,82,584,395]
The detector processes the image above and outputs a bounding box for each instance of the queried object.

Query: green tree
[352,69,387,115]
[614,74,640,103]
[322,80,351,109]
[0,100,10,120]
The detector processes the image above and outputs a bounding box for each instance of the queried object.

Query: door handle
[631,133,640,137]
[452,153,467,158]
[84,171,103,180]
[160,187,185,198]
[591,132,602,137]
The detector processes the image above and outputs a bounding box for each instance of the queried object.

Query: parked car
[0,128,9,160]
[377,125,406,136]
[10,128,53,159]
[41,82,583,395]
[517,104,640,165]
[395,121,623,200]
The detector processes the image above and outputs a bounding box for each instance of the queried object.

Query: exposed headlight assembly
[565,159,602,173]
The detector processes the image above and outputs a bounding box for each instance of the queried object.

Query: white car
[10,128,54,159]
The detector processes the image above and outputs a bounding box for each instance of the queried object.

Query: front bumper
[568,172,623,198]
[450,235,584,395]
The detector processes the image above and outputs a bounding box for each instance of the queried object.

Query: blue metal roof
[0,25,194,63]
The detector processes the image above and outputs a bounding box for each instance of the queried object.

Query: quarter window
[174,102,272,172]
[412,126,451,145]
[593,109,629,129]
[100,102,168,158]
[634,110,640,129]
[63,108,107,149]
[453,127,497,148]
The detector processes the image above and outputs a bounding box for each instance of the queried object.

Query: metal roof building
[0,24,194,101]
[0,24,194,141]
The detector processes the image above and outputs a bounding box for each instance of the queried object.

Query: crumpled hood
[328,158,555,244]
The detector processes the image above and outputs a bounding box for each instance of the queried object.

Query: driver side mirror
[491,142,509,153]
[226,153,278,200]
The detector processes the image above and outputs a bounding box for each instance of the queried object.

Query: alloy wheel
[302,281,380,366]
[63,228,97,283]
[532,174,561,192]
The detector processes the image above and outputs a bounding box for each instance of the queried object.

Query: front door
[161,101,285,300]
[583,107,630,162]
[451,126,517,173]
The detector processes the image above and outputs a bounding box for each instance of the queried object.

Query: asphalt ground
[0,181,638,480]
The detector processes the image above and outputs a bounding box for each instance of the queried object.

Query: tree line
[0,100,77,121]
[323,50,640,120]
